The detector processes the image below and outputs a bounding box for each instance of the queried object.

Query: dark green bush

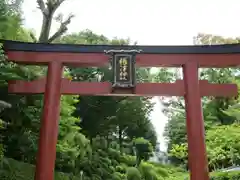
[120,155,136,167]
[112,172,126,180]
[184,171,240,180]
[108,148,121,162]
[126,167,141,180]
[0,144,4,161]
[116,165,126,173]
[0,158,80,180]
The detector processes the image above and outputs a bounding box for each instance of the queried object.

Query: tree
[37,0,74,42]
[0,0,42,163]
[164,33,240,168]
[169,124,240,171]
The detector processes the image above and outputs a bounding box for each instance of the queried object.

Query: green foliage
[164,33,240,172]
[134,137,153,166]
[0,158,80,180]
[168,143,188,167]
[126,167,141,180]
[0,144,4,162]
[206,124,240,170]
[210,171,240,180]
[168,124,240,171]
[139,162,166,180]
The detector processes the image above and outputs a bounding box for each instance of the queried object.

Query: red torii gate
[3,40,239,180]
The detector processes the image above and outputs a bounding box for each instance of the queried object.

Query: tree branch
[55,0,66,7]
[37,0,48,16]
[30,32,37,43]
[47,14,74,43]
[46,0,66,13]
[0,100,11,108]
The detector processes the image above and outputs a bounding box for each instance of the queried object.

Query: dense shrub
[140,162,160,180]
[126,167,142,180]
[210,171,240,180]
[180,171,240,180]
[0,151,188,180]
[112,172,126,180]
[120,154,136,166]
[0,144,3,161]
[0,158,80,180]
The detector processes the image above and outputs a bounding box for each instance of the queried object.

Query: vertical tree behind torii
[36,0,74,43]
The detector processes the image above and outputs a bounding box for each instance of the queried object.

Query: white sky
[22,0,240,45]
[22,0,240,152]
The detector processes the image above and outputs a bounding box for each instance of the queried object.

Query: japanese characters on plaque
[104,49,141,88]
[115,54,132,83]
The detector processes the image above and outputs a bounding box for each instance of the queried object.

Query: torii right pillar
[183,61,209,180]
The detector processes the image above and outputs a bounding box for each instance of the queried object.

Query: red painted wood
[200,80,238,97]
[8,79,112,95]
[62,80,112,95]
[35,62,63,180]
[8,78,46,94]
[137,54,240,67]
[8,78,238,97]
[135,81,184,96]
[183,62,209,180]
[7,51,240,67]
[7,51,109,67]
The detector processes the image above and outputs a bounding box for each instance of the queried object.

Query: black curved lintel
[2,39,240,54]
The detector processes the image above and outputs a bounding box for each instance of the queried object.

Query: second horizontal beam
[8,78,238,97]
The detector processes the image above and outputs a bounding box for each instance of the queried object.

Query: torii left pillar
[35,61,63,180]
[183,62,209,180]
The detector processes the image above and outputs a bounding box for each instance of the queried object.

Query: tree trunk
[38,12,54,43]
[118,127,123,154]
